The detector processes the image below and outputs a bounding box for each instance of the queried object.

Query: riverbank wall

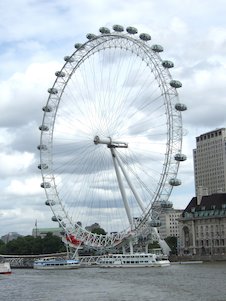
[170,254,226,262]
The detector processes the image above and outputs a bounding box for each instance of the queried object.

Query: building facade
[193,128,226,196]
[158,208,183,239]
[178,193,226,256]
[32,227,63,238]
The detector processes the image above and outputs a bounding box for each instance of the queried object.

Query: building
[193,128,226,196]
[178,193,226,256]
[32,227,63,238]
[158,208,183,239]
[1,232,22,243]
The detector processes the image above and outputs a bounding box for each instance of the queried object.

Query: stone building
[158,208,183,239]
[32,227,63,238]
[178,193,226,256]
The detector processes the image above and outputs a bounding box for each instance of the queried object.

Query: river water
[1,262,226,301]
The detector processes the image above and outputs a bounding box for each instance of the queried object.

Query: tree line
[0,231,178,255]
[0,233,66,255]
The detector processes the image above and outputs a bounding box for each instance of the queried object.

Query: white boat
[0,262,12,274]
[33,257,80,270]
[97,253,170,268]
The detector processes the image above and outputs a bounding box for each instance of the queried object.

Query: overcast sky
[1,0,226,237]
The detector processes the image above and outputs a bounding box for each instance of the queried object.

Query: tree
[42,232,66,254]
[165,236,178,255]
[91,227,106,235]
[0,234,66,255]
[0,239,5,254]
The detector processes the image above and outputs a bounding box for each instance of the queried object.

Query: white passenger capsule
[99,27,110,34]
[45,200,56,206]
[42,105,52,112]
[139,33,151,41]
[126,26,138,34]
[74,43,83,49]
[39,125,49,131]
[48,87,58,94]
[55,71,66,77]
[151,44,163,52]
[174,154,187,161]
[40,182,51,188]
[37,144,47,151]
[169,178,181,186]
[112,24,124,32]
[86,33,96,40]
[52,215,62,222]
[38,163,48,170]
[162,60,174,68]
[170,80,182,88]
[64,56,75,63]
[175,103,187,111]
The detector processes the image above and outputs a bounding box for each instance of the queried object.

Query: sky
[1,0,226,237]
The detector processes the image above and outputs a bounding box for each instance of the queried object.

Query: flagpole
[35,220,38,238]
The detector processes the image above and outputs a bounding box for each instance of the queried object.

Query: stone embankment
[170,254,226,262]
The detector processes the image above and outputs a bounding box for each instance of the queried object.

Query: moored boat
[0,262,12,274]
[97,253,170,268]
[33,257,80,270]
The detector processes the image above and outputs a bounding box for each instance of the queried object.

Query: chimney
[197,186,208,205]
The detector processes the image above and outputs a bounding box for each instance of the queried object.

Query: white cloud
[0,151,34,178]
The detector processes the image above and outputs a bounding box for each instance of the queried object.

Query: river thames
[1,262,226,301]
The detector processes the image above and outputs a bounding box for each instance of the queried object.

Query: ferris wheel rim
[38,25,185,249]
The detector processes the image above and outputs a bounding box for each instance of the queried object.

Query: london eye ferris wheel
[38,25,187,256]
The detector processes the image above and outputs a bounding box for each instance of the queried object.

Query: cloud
[0,151,34,178]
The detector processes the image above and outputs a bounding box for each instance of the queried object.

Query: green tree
[0,239,5,254]
[42,233,66,254]
[1,234,66,255]
[165,236,178,255]
[91,227,106,235]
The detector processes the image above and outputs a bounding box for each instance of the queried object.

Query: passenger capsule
[162,60,174,68]
[37,144,47,151]
[52,215,62,222]
[175,103,187,111]
[39,125,49,131]
[38,163,48,170]
[99,27,110,34]
[48,87,58,94]
[151,44,163,52]
[169,178,181,186]
[64,56,75,63]
[55,71,66,77]
[139,33,151,41]
[40,182,51,188]
[86,33,96,40]
[126,26,138,34]
[45,200,56,206]
[42,105,52,112]
[150,220,161,227]
[161,200,173,209]
[112,24,124,32]
[74,43,83,49]
[174,154,187,161]
[170,80,182,88]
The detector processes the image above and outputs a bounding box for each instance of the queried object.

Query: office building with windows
[158,208,183,239]
[193,128,226,196]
